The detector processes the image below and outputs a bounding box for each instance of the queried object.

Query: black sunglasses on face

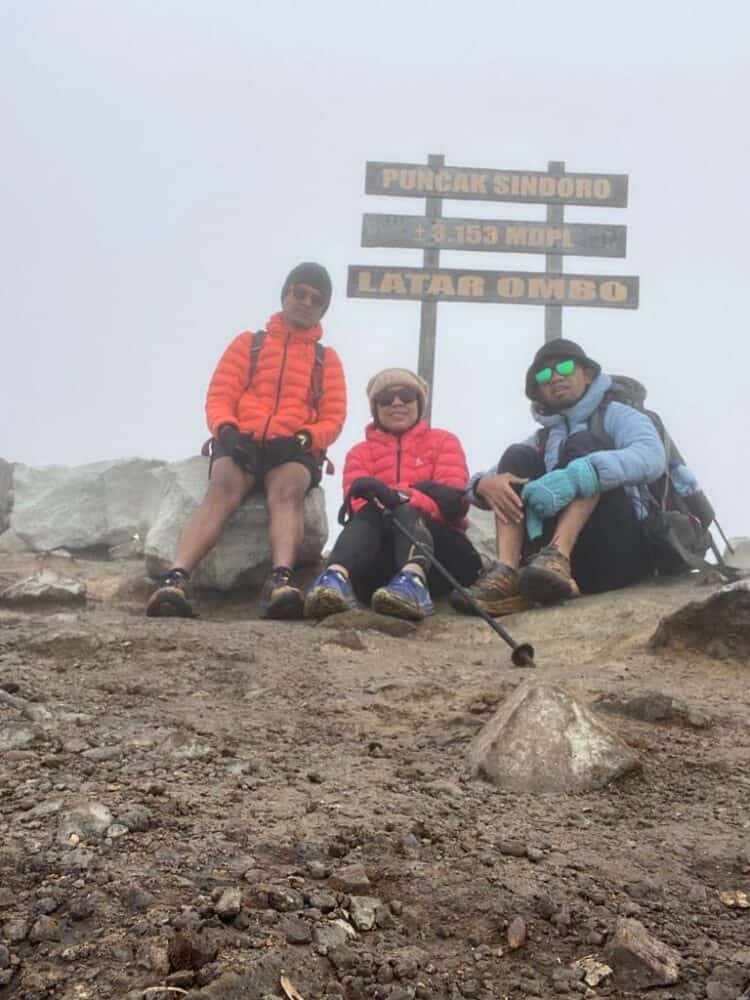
[375,386,419,407]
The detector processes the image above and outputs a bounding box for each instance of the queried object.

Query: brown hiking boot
[518,544,580,605]
[449,562,531,617]
[259,568,304,620]
[146,568,195,618]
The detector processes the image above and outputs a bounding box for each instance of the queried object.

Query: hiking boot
[259,567,304,619]
[518,544,580,605]
[304,568,356,619]
[449,562,531,617]
[146,568,195,618]
[371,571,434,622]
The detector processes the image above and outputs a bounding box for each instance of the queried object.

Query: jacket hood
[532,372,612,428]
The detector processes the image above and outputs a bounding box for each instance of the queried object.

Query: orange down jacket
[205,312,347,452]
[342,420,470,527]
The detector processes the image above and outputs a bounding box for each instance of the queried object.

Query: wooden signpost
[349,155,637,421]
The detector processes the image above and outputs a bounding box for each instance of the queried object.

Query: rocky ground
[0,550,749,1000]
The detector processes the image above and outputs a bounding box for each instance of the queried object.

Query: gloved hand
[521,457,599,540]
[348,477,406,510]
[411,481,468,522]
[264,435,304,466]
[218,425,258,473]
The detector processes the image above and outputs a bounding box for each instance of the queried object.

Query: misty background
[2,1,748,543]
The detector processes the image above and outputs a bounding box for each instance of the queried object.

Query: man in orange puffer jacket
[146,262,347,620]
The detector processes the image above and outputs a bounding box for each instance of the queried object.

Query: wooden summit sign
[365,161,628,207]
[348,154,638,420]
[348,267,638,308]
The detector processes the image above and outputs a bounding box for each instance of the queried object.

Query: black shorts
[208,438,322,490]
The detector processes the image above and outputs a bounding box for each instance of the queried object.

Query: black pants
[329,503,482,603]
[498,432,651,595]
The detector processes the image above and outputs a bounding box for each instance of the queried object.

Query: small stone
[605,917,680,989]
[313,919,356,951]
[507,916,527,950]
[327,943,357,971]
[69,897,94,921]
[377,963,394,984]
[309,890,337,913]
[283,917,312,945]
[349,895,380,931]
[116,804,153,833]
[526,847,544,863]
[58,798,114,844]
[0,944,10,969]
[307,861,330,880]
[167,930,218,972]
[215,886,242,922]
[267,886,304,912]
[123,886,157,911]
[29,915,61,943]
[106,823,129,839]
[3,918,28,943]
[496,839,527,857]
[330,863,371,894]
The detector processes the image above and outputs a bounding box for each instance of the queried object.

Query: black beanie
[525,338,601,400]
[281,262,332,315]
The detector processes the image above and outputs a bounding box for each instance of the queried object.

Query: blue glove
[521,457,599,540]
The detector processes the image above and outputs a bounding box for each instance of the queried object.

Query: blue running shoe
[304,568,356,619]
[371,571,434,622]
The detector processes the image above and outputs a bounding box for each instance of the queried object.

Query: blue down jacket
[469,372,666,519]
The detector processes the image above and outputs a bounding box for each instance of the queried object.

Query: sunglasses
[374,386,419,407]
[290,285,325,309]
[534,359,577,384]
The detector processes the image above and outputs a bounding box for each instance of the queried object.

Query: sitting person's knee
[206,478,246,511]
[498,443,542,478]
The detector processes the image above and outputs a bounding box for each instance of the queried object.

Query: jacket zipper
[262,333,290,442]
[396,437,402,482]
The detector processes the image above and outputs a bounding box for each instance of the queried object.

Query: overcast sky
[2,0,749,543]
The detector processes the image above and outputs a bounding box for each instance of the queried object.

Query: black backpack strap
[245,329,266,390]
[310,343,326,417]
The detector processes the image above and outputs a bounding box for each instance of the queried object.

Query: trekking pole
[713,520,735,556]
[386,512,536,668]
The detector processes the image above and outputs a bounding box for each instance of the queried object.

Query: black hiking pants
[497,432,651,594]
[329,502,482,603]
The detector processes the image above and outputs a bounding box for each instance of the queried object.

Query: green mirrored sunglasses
[534,359,576,384]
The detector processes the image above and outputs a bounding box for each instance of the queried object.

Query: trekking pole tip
[511,643,536,668]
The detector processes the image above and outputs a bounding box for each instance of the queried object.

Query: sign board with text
[365,161,628,207]
[361,213,627,257]
[348,266,638,309]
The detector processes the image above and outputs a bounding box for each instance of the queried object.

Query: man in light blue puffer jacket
[453,339,666,614]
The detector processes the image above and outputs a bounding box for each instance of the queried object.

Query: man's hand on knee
[476,473,528,525]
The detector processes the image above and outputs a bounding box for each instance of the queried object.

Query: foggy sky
[2,0,749,541]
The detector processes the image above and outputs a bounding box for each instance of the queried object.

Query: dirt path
[1,553,748,999]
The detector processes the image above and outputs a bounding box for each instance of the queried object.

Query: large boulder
[0,458,12,534]
[143,456,327,591]
[466,507,496,566]
[468,681,642,793]
[11,459,164,552]
[725,536,750,572]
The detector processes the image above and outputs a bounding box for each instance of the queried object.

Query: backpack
[538,376,735,580]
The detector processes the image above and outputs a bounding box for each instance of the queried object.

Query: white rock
[143,456,328,590]
[0,570,86,605]
[11,459,164,552]
[724,537,750,571]
[0,458,12,534]
[58,799,114,844]
[0,530,29,554]
[349,896,381,931]
[468,681,642,794]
